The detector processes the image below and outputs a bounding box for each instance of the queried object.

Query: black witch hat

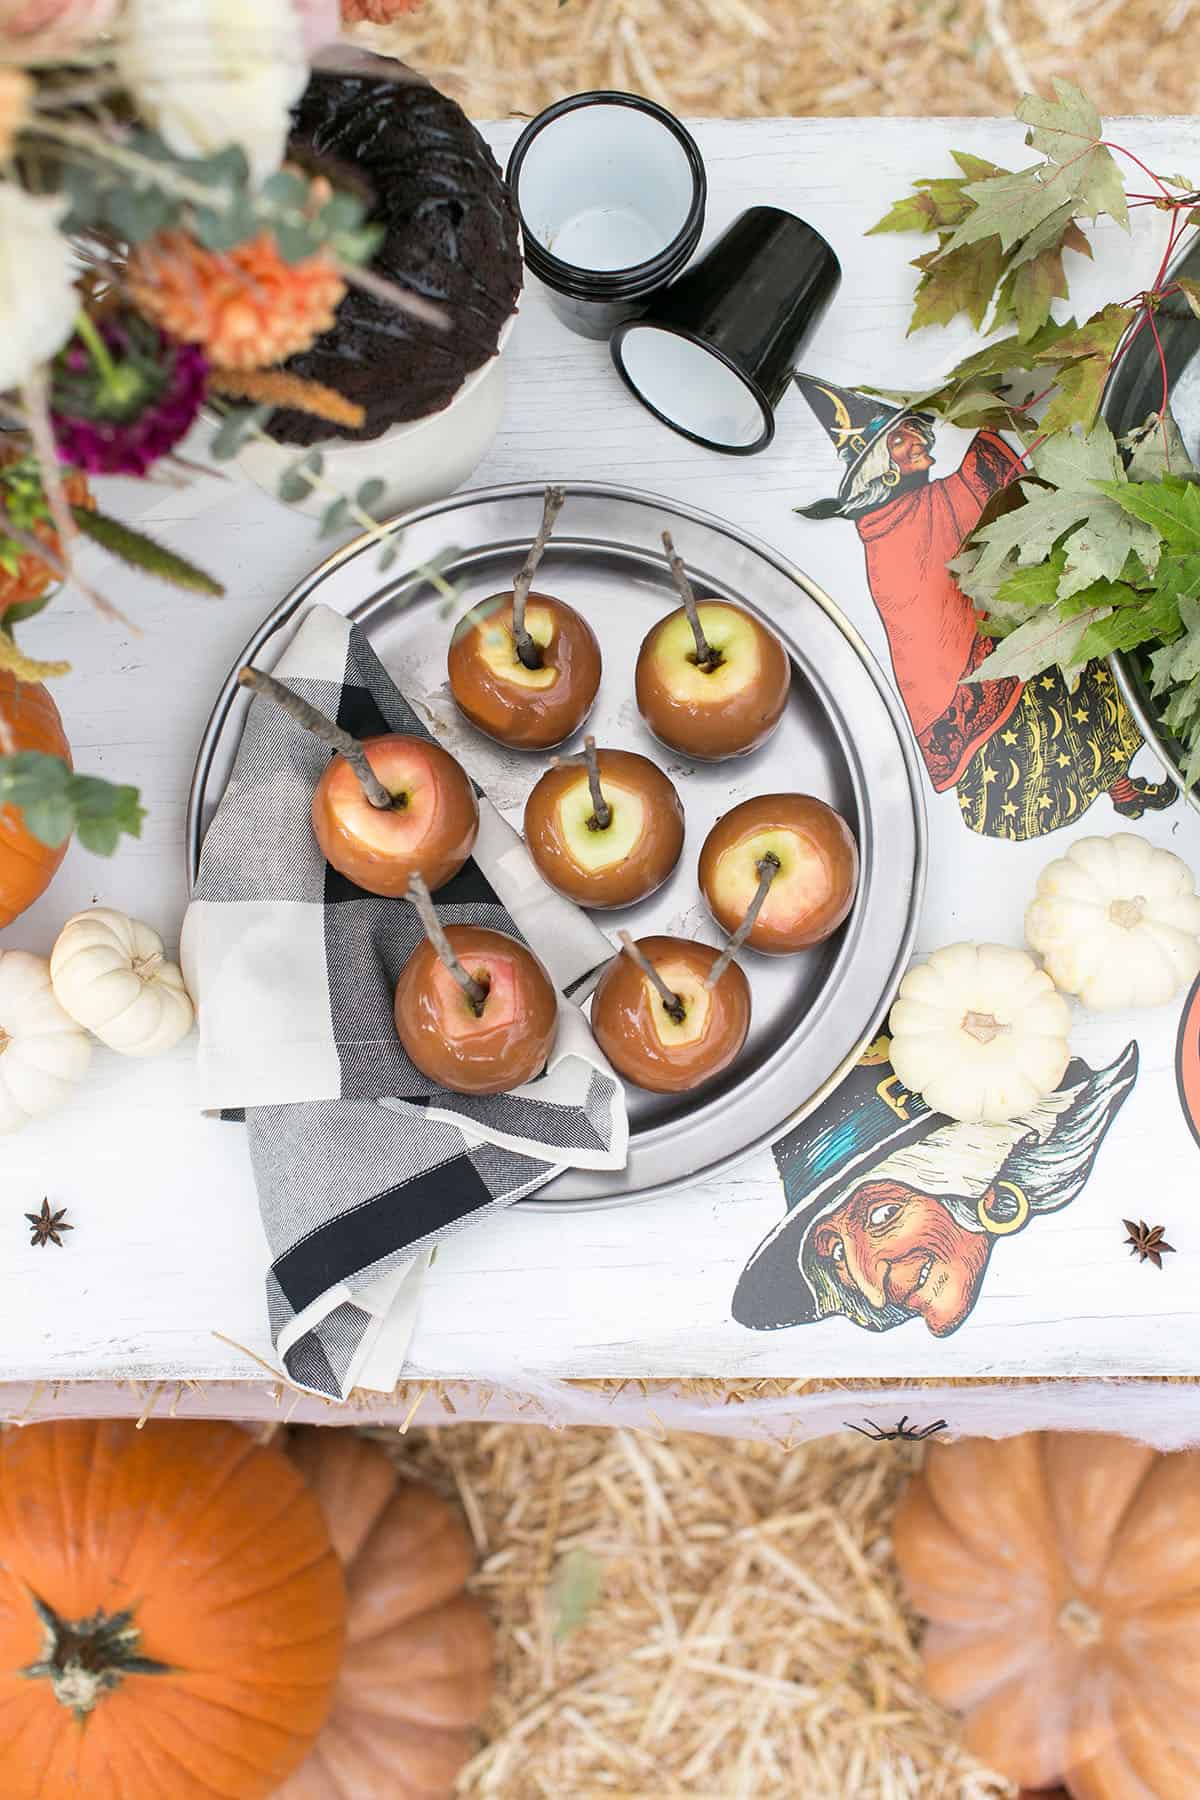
[792,373,923,518]
[731,1041,1139,1334]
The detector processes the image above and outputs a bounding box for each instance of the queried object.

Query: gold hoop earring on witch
[977,1180,1030,1236]
[881,467,901,488]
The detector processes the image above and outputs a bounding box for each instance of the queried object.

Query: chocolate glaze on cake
[268,70,522,445]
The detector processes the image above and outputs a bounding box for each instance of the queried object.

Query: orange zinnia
[126,230,346,372]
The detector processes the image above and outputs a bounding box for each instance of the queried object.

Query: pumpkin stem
[0,1025,9,1056]
[21,1590,169,1721]
[1109,895,1147,930]
[961,1009,1010,1046]
[1056,1596,1102,1649]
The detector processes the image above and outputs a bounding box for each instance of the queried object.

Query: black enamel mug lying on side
[611,206,842,454]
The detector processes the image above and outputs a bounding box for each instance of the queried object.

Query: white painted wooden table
[5,116,1200,1431]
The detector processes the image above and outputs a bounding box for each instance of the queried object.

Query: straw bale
[360,0,1200,121]
[380,1422,1020,1797]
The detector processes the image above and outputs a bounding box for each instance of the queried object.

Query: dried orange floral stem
[208,369,365,430]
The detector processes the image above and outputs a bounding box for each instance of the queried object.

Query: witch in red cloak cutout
[793,375,1176,840]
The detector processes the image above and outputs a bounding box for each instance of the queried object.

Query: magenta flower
[50,317,209,478]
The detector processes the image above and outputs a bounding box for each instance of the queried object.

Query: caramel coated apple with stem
[447,486,602,750]
[523,736,685,909]
[589,931,751,1094]
[699,793,859,954]
[634,531,790,761]
[238,666,479,897]
[395,873,558,1094]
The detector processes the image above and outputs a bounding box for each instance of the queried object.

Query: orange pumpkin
[893,1431,1200,1799]
[0,671,72,929]
[281,1429,495,1799]
[0,1420,346,1800]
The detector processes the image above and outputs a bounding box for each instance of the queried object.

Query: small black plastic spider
[844,1415,948,1442]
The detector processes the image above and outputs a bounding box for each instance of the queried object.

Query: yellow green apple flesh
[447,591,602,750]
[589,934,751,1094]
[523,747,685,908]
[635,601,790,760]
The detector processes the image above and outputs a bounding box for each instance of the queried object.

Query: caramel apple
[635,531,790,761]
[395,875,558,1095]
[448,485,601,750]
[699,793,858,954]
[590,932,751,1095]
[239,667,479,897]
[524,737,685,909]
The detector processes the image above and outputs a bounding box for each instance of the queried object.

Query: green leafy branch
[23,121,382,266]
[866,78,1200,786]
[0,752,143,855]
[868,79,1200,440]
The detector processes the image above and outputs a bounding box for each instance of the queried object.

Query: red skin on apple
[394,925,558,1095]
[312,734,479,897]
[523,747,685,909]
[448,591,602,750]
[698,793,859,953]
[590,935,751,1094]
[635,601,790,761]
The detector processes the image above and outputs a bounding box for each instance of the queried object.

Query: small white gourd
[0,949,91,1134]
[889,941,1071,1124]
[50,908,194,1057]
[1025,832,1200,1012]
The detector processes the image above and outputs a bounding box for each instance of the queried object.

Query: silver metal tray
[187,482,927,1207]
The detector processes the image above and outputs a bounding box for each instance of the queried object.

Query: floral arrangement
[0,0,422,855]
[871,81,1200,786]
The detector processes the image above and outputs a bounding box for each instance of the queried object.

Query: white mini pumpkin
[0,949,91,1134]
[889,942,1072,1124]
[50,908,194,1057]
[1025,832,1200,1012]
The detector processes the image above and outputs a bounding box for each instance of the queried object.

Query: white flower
[118,0,309,187]
[0,186,76,394]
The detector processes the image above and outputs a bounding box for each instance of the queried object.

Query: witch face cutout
[732,1040,1138,1338]
[792,372,1177,839]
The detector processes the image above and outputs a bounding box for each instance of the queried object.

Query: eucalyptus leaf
[0,753,143,854]
[547,1548,603,1641]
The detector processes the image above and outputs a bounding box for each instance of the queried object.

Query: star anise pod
[1123,1218,1175,1268]
[25,1199,72,1249]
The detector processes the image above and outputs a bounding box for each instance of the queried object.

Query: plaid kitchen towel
[182,603,626,1401]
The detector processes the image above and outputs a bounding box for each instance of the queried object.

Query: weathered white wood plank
[2,116,1198,1391]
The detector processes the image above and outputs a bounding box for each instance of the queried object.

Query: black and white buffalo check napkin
[182,603,626,1400]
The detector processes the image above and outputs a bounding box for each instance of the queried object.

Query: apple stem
[705,853,781,989]
[554,734,612,830]
[407,873,489,1012]
[662,531,722,672]
[618,929,686,1026]
[511,485,566,671]
[238,666,394,811]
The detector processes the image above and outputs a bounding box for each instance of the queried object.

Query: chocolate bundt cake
[268,68,522,446]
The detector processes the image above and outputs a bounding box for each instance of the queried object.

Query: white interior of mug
[618,326,768,449]
[517,104,695,273]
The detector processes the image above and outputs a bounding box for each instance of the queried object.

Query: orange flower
[126,231,346,372]
[342,0,421,20]
[0,70,32,160]
[0,455,94,621]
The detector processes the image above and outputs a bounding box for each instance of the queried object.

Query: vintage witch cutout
[793,376,1177,840]
[732,1038,1137,1339]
